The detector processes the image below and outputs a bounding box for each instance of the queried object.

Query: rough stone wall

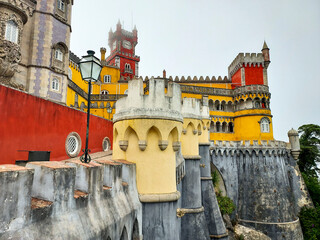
[0,158,142,240]
[211,140,306,239]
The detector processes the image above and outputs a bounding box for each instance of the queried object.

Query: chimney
[100,47,106,61]
[163,69,166,79]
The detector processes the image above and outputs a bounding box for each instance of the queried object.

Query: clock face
[112,41,117,50]
[122,40,132,49]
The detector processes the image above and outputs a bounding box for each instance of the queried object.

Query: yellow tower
[113,78,182,196]
[112,77,183,238]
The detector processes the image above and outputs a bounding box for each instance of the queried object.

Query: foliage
[302,172,320,206]
[299,206,320,240]
[216,191,236,215]
[298,124,320,176]
[211,170,219,188]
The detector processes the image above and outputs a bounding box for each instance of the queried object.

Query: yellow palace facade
[66,23,274,144]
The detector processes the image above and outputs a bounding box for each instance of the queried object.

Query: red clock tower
[106,21,140,80]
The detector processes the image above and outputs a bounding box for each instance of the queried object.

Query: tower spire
[261,40,270,68]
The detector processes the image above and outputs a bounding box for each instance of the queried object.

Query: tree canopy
[298,124,320,176]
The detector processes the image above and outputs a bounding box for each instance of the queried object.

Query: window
[104,75,111,83]
[101,90,109,95]
[102,137,111,151]
[57,0,65,11]
[124,89,128,95]
[65,132,81,157]
[55,49,63,61]
[5,20,19,44]
[68,67,72,79]
[125,63,131,70]
[260,118,270,133]
[52,78,59,91]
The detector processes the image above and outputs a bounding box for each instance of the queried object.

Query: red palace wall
[231,68,242,89]
[0,84,113,164]
[244,66,264,85]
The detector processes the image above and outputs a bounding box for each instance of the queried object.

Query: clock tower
[106,21,140,80]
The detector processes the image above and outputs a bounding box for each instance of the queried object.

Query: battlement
[181,97,209,120]
[138,76,230,83]
[211,139,289,149]
[0,157,142,239]
[113,77,183,123]
[228,53,264,77]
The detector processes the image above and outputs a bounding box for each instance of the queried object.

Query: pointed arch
[169,127,179,142]
[186,121,196,133]
[114,128,119,142]
[120,226,128,240]
[146,126,162,141]
[124,126,139,141]
[132,219,140,240]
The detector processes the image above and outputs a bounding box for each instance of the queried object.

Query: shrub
[299,206,320,240]
[216,192,236,215]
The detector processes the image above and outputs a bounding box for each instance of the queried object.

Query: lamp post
[106,102,112,120]
[78,50,102,163]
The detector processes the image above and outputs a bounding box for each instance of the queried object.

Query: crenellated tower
[106,21,140,80]
[113,77,182,239]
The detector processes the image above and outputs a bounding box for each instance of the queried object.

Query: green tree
[298,124,320,176]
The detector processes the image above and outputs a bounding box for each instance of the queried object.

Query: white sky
[70,0,320,141]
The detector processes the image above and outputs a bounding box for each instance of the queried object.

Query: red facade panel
[231,68,242,89]
[0,85,113,164]
[244,66,264,85]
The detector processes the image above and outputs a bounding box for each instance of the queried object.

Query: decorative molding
[183,155,201,160]
[139,191,181,203]
[138,140,147,151]
[158,140,168,151]
[176,206,204,218]
[118,140,128,151]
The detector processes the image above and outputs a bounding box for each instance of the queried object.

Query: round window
[102,137,111,152]
[65,132,81,157]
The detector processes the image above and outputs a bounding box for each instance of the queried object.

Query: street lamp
[106,102,112,120]
[78,50,102,163]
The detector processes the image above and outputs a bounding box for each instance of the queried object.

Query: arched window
[216,122,221,132]
[215,100,220,111]
[68,67,72,79]
[222,122,227,132]
[57,0,65,11]
[124,89,128,95]
[228,122,234,133]
[101,90,109,95]
[208,99,214,111]
[260,118,270,133]
[52,78,59,91]
[55,49,63,61]
[125,63,131,70]
[5,20,19,44]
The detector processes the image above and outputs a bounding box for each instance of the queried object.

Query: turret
[288,128,301,160]
[113,77,182,238]
[262,41,270,68]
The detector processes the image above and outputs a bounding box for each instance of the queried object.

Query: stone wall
[0,157,142,240]
[211,140,309,239]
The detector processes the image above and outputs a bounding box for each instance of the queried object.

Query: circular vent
[102,137,111,152]
[65,132,81,157]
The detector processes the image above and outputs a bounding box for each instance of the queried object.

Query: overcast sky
[70,0,320,141]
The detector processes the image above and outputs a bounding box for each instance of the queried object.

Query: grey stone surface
[199,144,228,238]
[181,211,210,240]
[0,160,142,240]
[181,158,202,208]
[211,144,305,239]
[142,201,181,240]
[180,156,210,239]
